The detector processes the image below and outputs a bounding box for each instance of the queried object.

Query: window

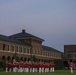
[46,52,47,56]
[44,51,46,56]
[3,44,5,50]
[27,48,30,53]
[38,50,39,55]
[12,45,14,51]
[48,52,49,56]
[23,48,26,53]
[51,52,53,57]
[7,45,10,51]
[35,49,37,54]
[41,50,43,55]
[50,53,51,57]
[16,46,19,52]
[20,47,23,53]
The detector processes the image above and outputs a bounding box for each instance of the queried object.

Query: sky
[0,0,76,52]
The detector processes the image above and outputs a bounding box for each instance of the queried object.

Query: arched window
[20,57,23,61]
[12,57,14,61]
[2,56,6,60]
[7,56,11,61]
[24,58,27,61]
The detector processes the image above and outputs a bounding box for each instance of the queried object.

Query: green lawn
[0,70,76,75]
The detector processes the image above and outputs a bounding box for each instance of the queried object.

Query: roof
[42,45,63,53]
[0,34,30,46]
[9,30,44,41]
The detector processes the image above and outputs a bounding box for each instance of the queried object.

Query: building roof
[42,45,62,53]
[0,34,30,46]
[0,30,62,53]
[9,29,44,41]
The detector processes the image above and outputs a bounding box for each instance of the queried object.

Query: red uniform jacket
[24,63,29,68]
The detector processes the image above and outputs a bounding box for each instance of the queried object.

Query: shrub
[54,59,63,70]
[0,68,4,72]
[0,60,6,71]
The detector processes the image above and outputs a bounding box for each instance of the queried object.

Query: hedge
[54,59,63,70]
[0,60,6,71]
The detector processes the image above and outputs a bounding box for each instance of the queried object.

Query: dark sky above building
[0,0,76,52]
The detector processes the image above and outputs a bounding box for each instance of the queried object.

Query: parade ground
[0,70,76,75]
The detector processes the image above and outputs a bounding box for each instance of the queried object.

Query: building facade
[0,30,62,62]
[64,45,76,62]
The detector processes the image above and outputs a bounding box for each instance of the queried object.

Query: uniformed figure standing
[19,61,23,72]
[69,62,73,73]
[24,61,29,72]
[13,59,18,72]
[52,61,55,72]
[5,60,9,72]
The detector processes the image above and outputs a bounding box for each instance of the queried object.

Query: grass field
[0,70,76,75]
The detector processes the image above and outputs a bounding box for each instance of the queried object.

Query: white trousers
[47,68,49,72]
[45,68,47,72]
[50,68,54,72]
[35,68,37,72]
[50,68,52,72]
[41,68,44,73]
[30,68,32,72]
[39,68,44,73]
[19,67,23,72]
[39,68,41,73]
[13,67,17,72]
[32,68,35,72]
[70,67,73,73]
[52,67,54,72]
[9,68,11,72]
[24,68,29,72]
[6,68,8,72]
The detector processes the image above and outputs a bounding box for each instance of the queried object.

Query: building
[64,45,76,62]
[0,29,62,62]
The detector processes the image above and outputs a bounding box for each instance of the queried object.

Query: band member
[24,61,29,72]
[16,62,19,72]
[5,60,9,72]
[13,59,17,72]
[44,62,49,72]
[9,62,12,72]
[35,62,38,72]
[46,62,49,72]
[17,62,20,72]
[38,61,42,73]
[29,61,32,72]
[44,62,47,72]
[49,61,52,72]
[69,62,73,73]
[19,60,23,72]
[52,61,55,72]
[32,61,36,72]
[41,61,44,73]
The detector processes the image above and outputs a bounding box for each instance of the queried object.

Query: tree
[13,52,19,62]
[30,55,37,62]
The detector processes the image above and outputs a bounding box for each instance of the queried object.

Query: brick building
[64,45,76,62]
[0,29,62,62]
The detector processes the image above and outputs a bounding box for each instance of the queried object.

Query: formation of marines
[5,59,74,73]
[5,59,55,73]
